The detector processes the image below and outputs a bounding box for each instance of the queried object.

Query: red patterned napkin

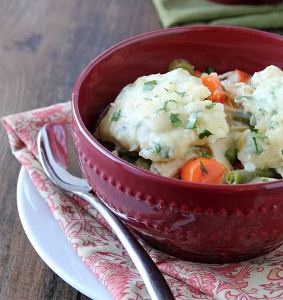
[2,102,283,300]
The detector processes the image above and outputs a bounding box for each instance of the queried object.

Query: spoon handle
[73,191,175,300]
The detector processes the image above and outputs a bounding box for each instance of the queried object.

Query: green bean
[233,111,252,125]
[226,168,280,184]
[204,66,215,74]
[135,157,151,171]
[225,146,238,165]
[168,59,195,75]
[120,153,151,171]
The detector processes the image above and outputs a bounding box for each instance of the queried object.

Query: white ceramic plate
[17,167,113,300]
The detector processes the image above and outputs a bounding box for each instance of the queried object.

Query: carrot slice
[201,73,229,104]
[181,156,227,184]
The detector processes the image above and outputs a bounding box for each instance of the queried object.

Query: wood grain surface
[0,1,160,299]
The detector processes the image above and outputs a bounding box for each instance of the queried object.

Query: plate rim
[16,166,113,300]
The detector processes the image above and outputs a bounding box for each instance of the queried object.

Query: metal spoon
[37,123,174,300]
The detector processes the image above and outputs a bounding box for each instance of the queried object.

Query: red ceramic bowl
[72,26,283,263]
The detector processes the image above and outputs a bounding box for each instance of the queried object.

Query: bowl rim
[72,25,283,192]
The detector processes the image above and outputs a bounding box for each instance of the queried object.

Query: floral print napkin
[2,102,283,300]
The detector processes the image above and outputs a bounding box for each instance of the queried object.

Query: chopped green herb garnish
[199,130,212,139]
[170,113,182,127]
[255,134,267,140]
[161,148,169,158]
[149,143,169,158]
[111,109,121,121]
[144,97,152,101]
[199,149,213,158]
[164,88,169,92]
[204,66,215,74]
[262,178,269,182]
[186,115,199,129]
[252,136,263,155]
[268,120,278,129]
[200,161,208,176]
[163,101,169,110]
[250,128,259,133]
[149,143,161,153]
[225,93,229,102]
[155,143,161,153]
[186,120,196,129]
[143,80,158,91]
[234,96,255,102]
[157,100,178,113]
[157,101,169,112]
[175,91,186,97]
[205,103,216,109]
[281,150,283,156]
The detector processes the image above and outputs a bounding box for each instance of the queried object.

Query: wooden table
[1,1,283,299]
[0,1,160,299]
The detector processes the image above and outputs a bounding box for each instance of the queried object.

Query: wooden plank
[0,1,160,299]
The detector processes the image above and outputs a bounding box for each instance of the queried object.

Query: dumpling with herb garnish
[95,68,229,175]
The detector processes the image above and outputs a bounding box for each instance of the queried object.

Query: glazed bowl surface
[72,26,283,263]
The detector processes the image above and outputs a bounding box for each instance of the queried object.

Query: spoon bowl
[37,123,174,300]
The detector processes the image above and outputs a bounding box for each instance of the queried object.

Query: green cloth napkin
[152,0,283,29]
